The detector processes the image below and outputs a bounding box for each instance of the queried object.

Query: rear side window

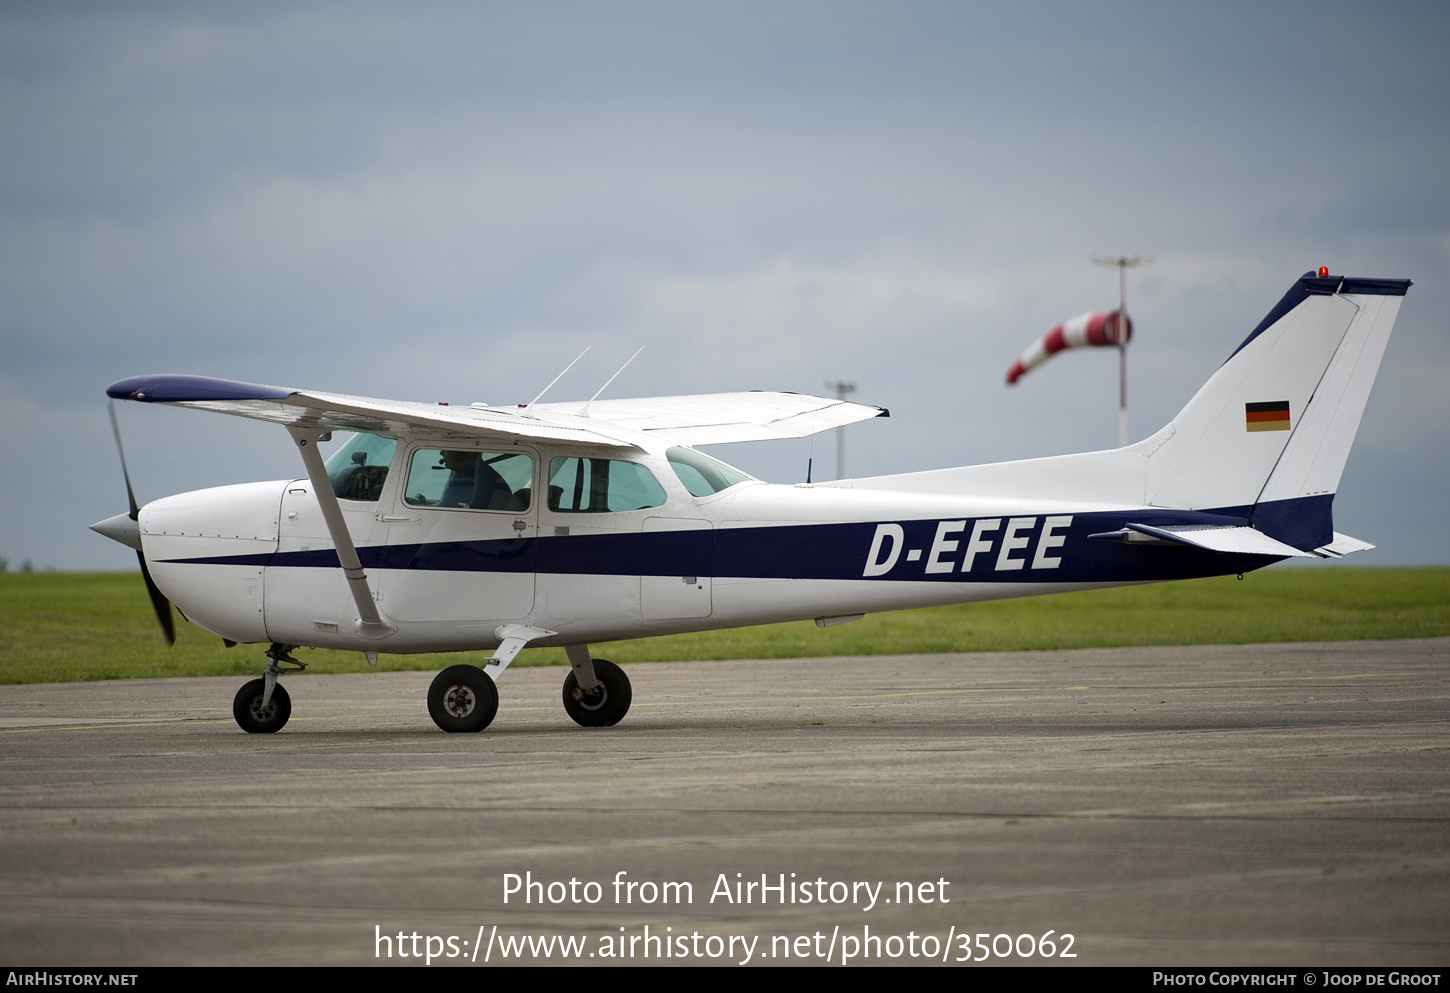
[548,458,667,513]
[667,447,752,497]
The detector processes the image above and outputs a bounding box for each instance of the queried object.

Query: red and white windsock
[1005,310,1132,385]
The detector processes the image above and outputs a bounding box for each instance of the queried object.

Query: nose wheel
[562,658,632,727]
[233,643,302,733]
[428,665,499,732]
[233,678,291,733]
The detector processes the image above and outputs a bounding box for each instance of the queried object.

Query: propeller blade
[107,401,175,645]
[138,552,176,646]
[107,401,141,520]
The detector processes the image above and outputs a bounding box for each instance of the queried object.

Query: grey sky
[2,1,1446,571]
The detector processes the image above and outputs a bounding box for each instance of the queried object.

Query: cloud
[2,2,1447,568]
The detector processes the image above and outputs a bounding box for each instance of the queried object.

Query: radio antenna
[524,346,590,409]
[580,345,644,417]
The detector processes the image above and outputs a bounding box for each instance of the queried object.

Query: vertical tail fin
[1143,273,1410,549]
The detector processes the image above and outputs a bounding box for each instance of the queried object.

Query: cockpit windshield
[323,433,398,503]
[666,447,754,497]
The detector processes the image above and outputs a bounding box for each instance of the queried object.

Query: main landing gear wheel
[233,678,291,733]
[562,658,632,727]
[428,665,499,732]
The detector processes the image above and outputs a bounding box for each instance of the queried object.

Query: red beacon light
[1318,266,1329,277]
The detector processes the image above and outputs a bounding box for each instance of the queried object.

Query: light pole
[824,378,856,479]
[1091,255,1151,447]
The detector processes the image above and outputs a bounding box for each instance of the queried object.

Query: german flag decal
[1245,400,1291,432]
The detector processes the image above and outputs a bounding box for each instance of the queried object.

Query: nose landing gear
[233,678,291,733]
[232,643,303,733]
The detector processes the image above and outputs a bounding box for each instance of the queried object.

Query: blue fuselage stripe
[155,503,1303,584]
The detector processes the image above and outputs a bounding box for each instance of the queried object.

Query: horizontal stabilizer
[1090,523,1317,558]
[1313,532,1375,559]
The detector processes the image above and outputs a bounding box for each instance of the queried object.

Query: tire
[233,678,291,733]
[562,658,632,727]
[428,665,499,732]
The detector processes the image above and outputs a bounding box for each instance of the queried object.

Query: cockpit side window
[404,449,533,511]
[547,457,667,513]
[323,433,398,503]
[666,447,752,497]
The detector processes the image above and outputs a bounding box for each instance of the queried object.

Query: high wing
[107,374,635,448]
[534,391,889,445]
[106,374,887,449]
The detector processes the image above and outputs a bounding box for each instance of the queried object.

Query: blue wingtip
[106,374,295,402]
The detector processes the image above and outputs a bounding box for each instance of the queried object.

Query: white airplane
[92,270,1410,734]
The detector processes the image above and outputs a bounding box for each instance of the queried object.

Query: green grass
[2,567,1447,684]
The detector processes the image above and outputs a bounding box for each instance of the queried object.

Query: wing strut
[287,427,396,639]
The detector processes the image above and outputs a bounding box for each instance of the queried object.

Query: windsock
[1005,310,1132,385]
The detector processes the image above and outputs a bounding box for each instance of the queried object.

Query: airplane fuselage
[141,439,1279,655]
